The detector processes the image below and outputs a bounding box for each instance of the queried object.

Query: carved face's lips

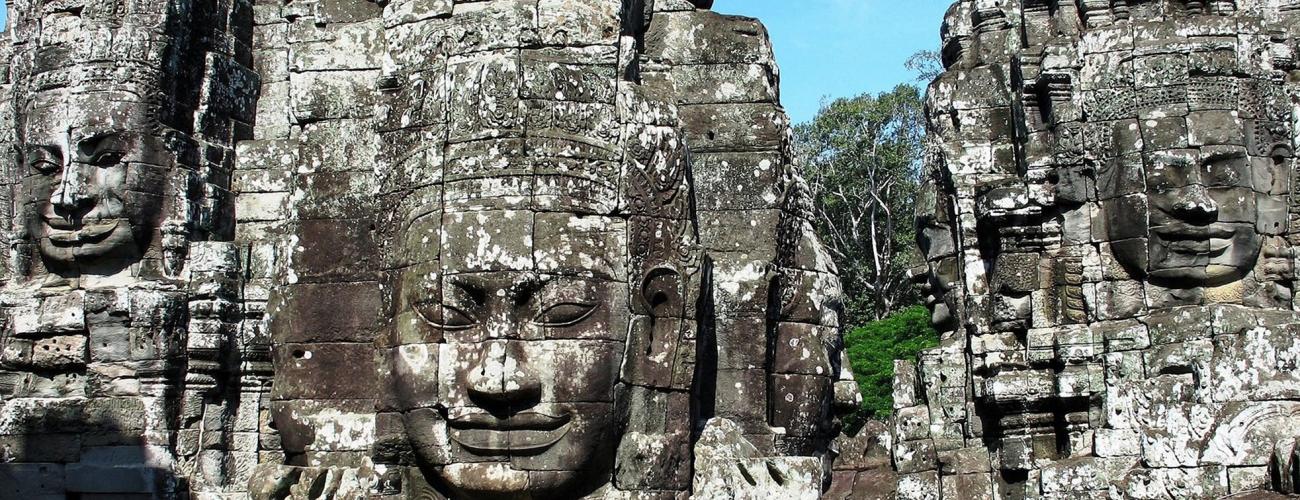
[1152,225,1237,255]
[44,219,121,245]
[447,412,572,454]
[1206,238,1233,255]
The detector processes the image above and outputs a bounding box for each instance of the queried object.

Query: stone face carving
[914,178,962,335]
[374,58,695,495]
[379,120,694,497]
[882,0,1300,497]
[7,1,249,283]
[19,95,169,274]
[0,1,258,499]
[1091,71,1289,291]
[220,1,846,499]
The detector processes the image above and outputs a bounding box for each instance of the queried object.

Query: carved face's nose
[465,340,542,414]
[51,163,95,216]
[1170,185,1219,223]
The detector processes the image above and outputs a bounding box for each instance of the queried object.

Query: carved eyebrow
[1201,149,1247,162]
[25,144,61,155]
[444,273,546,303]
[508,274,547,303]
[1149,152,1195,167]
[445,275,487,305]
[76,129,129,153]
[560,268,616,281]
[535,277,601,305]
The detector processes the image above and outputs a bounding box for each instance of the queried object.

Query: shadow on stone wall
[0,379,193,499]
[0,353,249,496]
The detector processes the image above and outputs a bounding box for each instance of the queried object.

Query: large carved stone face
[370,4,700,494]
[915,196,960,333]
[20,91,170,273]
[1101,104,1288,287]
[387,210,629,499]
[1094,63,1290,288]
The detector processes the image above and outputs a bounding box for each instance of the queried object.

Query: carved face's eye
[91,150,124,166]
[534,303,596,327]
[1201,150,1248,187]
[412,302,476,330]
[26,148,61,175]
[30,158,60,175]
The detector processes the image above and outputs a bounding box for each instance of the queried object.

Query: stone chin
[405,406,617,499]
[436,464,584,500]
[926,297,956,333]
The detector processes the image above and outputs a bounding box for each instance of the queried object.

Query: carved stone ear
[626,268,688,388]
[9,145,23,174]
[638,267,682,317]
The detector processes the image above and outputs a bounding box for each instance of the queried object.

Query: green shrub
[842,305,939,430]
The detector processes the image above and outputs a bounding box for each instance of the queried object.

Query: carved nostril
[467,375,542,414]
[465,342,542,414]
[1172,186,1218,217]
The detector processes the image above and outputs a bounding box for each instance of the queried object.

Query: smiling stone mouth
[447,412,572,454]
[45,220,120,244]
[1151,225,1238,255]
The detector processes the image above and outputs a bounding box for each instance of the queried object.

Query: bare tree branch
[794,85,926,324]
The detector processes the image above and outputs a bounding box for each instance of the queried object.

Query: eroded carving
[885,0,1300,498]
[255,1,851,499]
[0,1,256,498]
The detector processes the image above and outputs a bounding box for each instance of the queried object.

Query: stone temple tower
[888,0,1300,497]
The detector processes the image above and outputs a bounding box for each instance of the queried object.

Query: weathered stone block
[644,11,774,66]
[0,463,65,499]
[896,470,939,500]
[769,373,832,437]
[680,103,786,153]
[692,152,783,211]
[269,399,376,454]
[289,21,383,71]
[289,218,378,282]
[268,282,382,343]
[271,343,378,400]
[289,70,380,122]
[771,322,835,377]
[940,472,994,500]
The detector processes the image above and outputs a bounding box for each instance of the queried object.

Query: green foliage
[842,306,939,427]
[795,85,926,325]
[904,49,943,83]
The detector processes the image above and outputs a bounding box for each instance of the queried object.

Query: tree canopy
[794,84,926,325]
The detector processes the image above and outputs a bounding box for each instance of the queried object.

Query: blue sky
[713,0,951,123]
[0,3,949,124]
